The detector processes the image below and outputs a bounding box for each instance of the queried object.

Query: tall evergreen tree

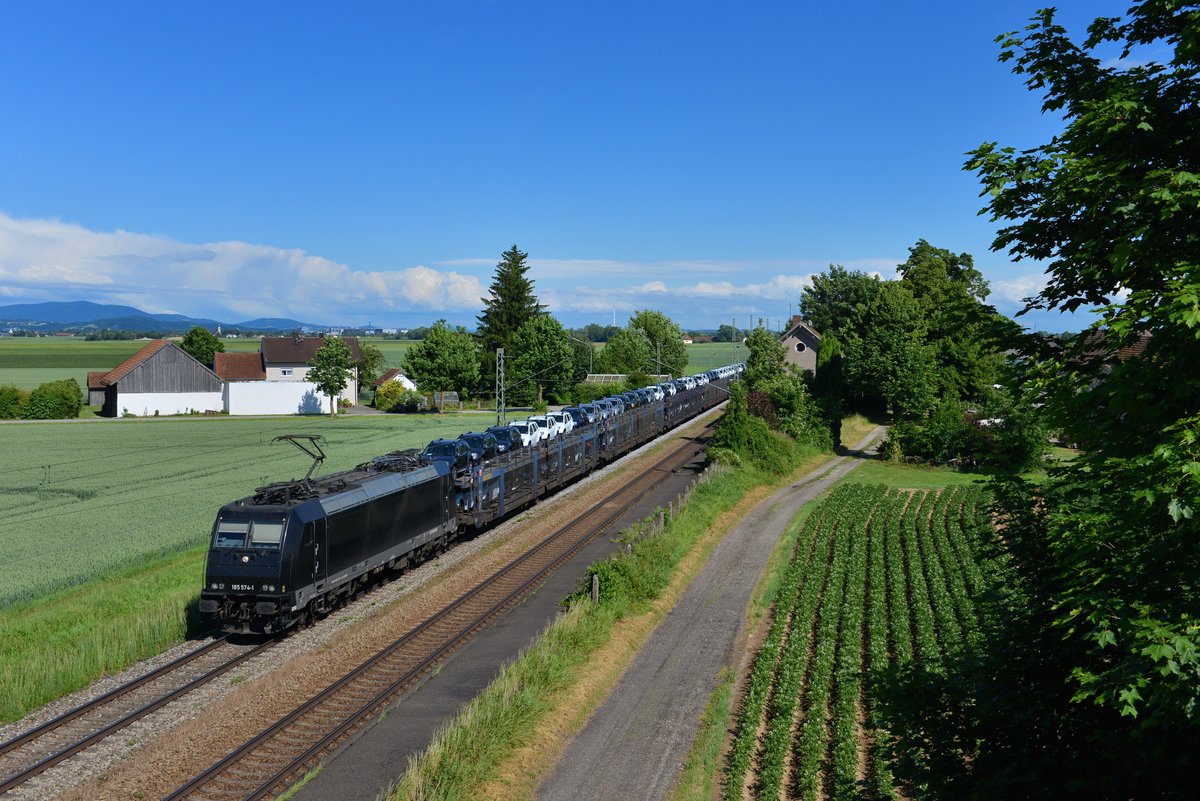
[476,245,547,386]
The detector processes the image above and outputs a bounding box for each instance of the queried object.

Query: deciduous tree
[628,309,688,377]
[595,326,651,375]
[307,337,353,417]
[509,315,574,404]
[877,4,1200,796]
[402,320,481,413]
[180,325,224,369]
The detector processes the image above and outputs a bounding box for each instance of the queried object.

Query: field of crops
[724,482,994,800]
[0,414,483,607]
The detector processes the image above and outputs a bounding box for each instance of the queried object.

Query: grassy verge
[0,548,203,723]
[382,449,825,801]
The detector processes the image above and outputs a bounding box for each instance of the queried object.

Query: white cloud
[992,274,1046,305]
[0,212,486,322]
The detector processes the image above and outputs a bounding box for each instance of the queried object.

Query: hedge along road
[536,426,888,801]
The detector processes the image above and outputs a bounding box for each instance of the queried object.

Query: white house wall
[224,381,333,415]
[118,392,224,417]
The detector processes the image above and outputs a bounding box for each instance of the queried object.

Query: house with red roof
[93,340,223,417]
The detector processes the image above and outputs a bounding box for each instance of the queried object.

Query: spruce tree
[476,245,546,386]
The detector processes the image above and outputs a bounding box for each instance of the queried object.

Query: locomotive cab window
[214,521,249,549]
[250,521,284,549]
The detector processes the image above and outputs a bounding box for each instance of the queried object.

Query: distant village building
[780,315,822,373]
[93,340,223,417]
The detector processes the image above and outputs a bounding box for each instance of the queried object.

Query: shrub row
[0,379,82,420]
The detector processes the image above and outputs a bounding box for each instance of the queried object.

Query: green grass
[850,459,992,489]
[0,414,483,608]
[0,547,206,722]
[384,459,798,801]
[358,338,419,368]
[684,342,747,373]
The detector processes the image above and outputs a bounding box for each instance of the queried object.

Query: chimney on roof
[293,330,303,344]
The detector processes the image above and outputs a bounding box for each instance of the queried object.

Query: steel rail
[0,637,274,795]
[166,419,716,801]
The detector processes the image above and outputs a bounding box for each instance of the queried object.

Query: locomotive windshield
[212,519,285,550]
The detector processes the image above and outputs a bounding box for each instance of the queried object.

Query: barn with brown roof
[95,340,223,417]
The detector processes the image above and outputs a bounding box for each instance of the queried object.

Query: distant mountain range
[0,301,322,334]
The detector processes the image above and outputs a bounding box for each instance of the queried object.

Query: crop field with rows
[724,482,995,800]
[0,414,481,608]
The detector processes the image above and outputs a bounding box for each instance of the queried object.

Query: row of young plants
[724,483,994,799]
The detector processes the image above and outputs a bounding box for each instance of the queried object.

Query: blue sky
[0,1,1133,333]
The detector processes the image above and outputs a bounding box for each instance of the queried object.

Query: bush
[891,387,1046,470]
[22,379,83,420]
[712,383,811,474]
[373,380,406,412]
[0,384,23,420]
[571,380,632,404]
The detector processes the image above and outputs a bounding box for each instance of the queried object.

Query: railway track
[0,636,274,796]
[166,423,715,801]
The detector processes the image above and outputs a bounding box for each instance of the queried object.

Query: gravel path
[536,427,887,801]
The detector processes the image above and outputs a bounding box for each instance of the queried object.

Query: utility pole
[495,348,506,427]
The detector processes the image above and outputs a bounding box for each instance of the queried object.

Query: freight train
[199,364,741,633]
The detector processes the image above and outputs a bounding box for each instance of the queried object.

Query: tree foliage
[596,326,652,375]
[476,245,546,384]
[877,4,1200,796]
[712,323,747,343]
[509,314,574,404]
[306,337,353,417]
[897,239,1010,399]
[355,342,386,387]
[179,326,224,369]
[798,265,881,340]
[402,320,481,412]
[628,309,688,376]
[843,282,936,419]
[22,379,82,420]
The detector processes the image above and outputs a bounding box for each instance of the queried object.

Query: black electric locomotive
[201,364,743,633]
[200,449,455,633]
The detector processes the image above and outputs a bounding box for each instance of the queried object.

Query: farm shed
[86,372,108,406]
[780,316,821,373]
[96,340,223,417]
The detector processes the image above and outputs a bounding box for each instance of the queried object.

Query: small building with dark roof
[95,340,223,417]
[780,316,822,373]
[259,333,361,406]
[86,371,109,406]
[374,367,416,391]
